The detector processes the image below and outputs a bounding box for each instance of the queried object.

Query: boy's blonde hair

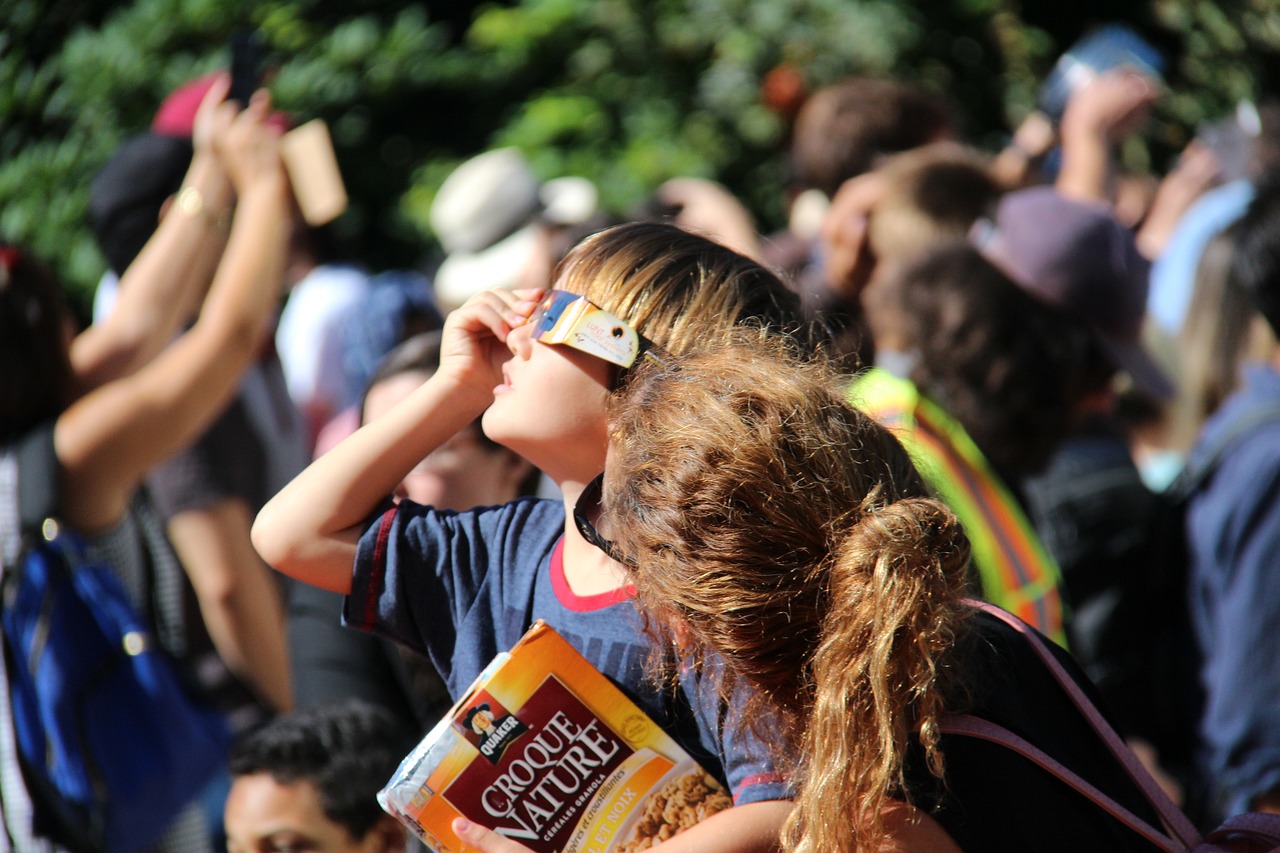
[555,221,815,356]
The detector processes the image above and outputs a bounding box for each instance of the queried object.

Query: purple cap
[971,186,1174,399]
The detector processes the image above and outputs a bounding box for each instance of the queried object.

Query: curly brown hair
[604,332,973,852]
[892,241,1093,478]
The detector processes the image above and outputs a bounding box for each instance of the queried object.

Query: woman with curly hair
[454,332,1172,852]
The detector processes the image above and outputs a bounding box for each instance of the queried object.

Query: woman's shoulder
[953,607,1112,728]
[913,606,1167,852]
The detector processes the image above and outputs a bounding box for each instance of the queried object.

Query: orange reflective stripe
[912,406,1065,642]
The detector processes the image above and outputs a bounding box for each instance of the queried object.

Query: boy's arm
[251,371,488,592]
[252,286,539,592]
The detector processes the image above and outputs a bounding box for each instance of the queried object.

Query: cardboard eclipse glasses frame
[528,290,662,370]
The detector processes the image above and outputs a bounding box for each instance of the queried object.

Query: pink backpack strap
[940,714,1182,852]
[1199,813,1280,851]
[955,599,1203,847]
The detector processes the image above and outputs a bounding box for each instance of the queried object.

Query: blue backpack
[2,425,232,852]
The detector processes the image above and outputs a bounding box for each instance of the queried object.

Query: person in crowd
[315,269,444,457]
[850,240,1089,644]
[253,221,821,852]
[289,330,536,733]
[972,186,1194,800]
[763,76,958,368]
[89,84,305,721]
[273,216,375,452]
[782,75,957,223]
[452,333,1171,852]
[1184,172,1280,822]
[0,76,289,852]
[224,700,416,853]
[1167,229,1278,457]
[427,147,602,313]
[821,142,1004,370]
[1148,102,1280,340]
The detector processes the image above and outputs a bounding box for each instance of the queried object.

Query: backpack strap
[957,599,1203,847]
[1201,812,1280,847]
[939,714,1182,852]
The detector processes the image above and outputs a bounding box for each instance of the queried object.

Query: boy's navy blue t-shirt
[346,496,789,805]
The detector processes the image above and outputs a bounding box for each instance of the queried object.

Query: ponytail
[786,495,971,853]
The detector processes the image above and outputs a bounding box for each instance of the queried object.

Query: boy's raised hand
[439,287,544,397]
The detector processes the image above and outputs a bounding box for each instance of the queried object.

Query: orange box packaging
[378,621,731,852]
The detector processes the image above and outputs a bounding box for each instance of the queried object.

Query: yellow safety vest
[850,369,1068,647]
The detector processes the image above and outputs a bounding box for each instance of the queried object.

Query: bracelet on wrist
[174,186,232,233]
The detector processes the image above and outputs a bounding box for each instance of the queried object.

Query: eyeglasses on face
[573,472,634,567]
[527,290,664,370]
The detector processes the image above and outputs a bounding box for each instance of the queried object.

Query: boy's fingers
[453,817,537,853]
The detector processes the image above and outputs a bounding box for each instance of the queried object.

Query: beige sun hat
[430,148,598,312]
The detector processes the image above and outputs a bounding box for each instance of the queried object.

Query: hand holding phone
[1038,24,1164,124]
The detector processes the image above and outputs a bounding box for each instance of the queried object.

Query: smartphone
[228,29,265,107]
[1038,24,1165,123]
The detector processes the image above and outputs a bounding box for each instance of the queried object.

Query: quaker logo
[456,692,528,765]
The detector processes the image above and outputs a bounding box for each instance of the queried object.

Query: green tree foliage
[1,0,1276,313]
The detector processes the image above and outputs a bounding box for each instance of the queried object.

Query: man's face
[225,772,398,853]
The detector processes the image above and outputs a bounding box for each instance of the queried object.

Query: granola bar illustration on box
[379,621,731,853]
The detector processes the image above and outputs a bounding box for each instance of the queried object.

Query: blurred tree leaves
[1,0,1276,314]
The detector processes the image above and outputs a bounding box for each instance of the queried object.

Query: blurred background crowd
[5,2,1280,852]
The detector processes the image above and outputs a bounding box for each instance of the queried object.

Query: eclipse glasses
[528,290,662,370]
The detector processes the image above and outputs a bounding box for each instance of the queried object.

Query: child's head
[224,700,414,853]
[603,332,967,707]
[483,222,816,480]
[553,221,813,356]
[362,331,537,507]
[864,142,1001,273]
[600,333,972,851]
[0,244,77,444]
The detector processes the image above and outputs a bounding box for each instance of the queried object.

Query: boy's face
[225,772,401,853]
[481,302,613,481]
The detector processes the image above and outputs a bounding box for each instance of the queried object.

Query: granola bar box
[379,620,731,853]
